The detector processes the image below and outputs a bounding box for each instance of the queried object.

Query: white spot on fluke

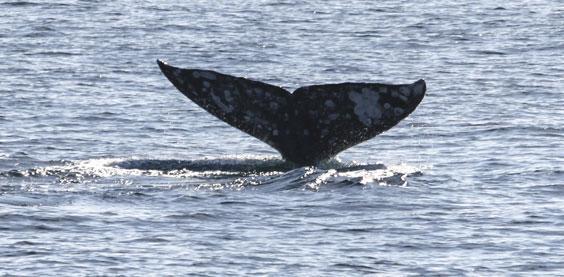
[224,90,234,102]
[348,90,382,126]
[392,89,408,102]
[399,87,410,96]
[210,91,234,113]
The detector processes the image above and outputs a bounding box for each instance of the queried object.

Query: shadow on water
[111,157,387,173]
[111,157,297,174]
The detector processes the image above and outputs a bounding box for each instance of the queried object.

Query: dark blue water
[1,0,563,275]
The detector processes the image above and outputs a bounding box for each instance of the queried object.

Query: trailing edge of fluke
[157,59,426,165]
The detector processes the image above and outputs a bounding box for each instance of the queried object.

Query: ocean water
[1,0,563,275]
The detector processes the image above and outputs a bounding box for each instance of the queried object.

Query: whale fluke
[157,60,426,165]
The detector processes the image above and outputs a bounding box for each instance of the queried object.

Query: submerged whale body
[157,60,426,165]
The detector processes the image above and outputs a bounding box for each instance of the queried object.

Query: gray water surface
[1,0,563,275]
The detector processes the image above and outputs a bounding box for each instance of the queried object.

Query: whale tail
[157,60,426,165]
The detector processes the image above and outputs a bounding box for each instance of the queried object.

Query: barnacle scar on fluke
[157,59,426,166]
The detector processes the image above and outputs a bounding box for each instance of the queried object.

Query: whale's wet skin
[1,0,563,275]
[157,60,425,165]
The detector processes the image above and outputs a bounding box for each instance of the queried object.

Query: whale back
[158,60,426,165]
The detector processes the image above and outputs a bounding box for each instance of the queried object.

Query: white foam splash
[339,169,407,186]
[306,169,338,190]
